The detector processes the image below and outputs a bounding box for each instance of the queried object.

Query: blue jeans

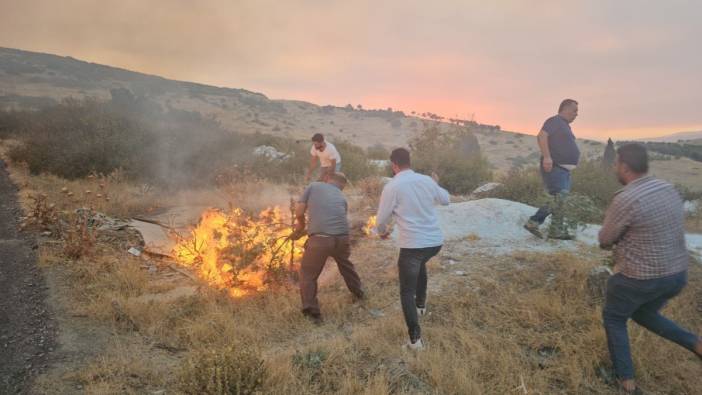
[530,165,571,224]
[398,246,441,342]
[603,271,699,379]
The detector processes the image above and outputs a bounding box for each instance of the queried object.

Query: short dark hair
[390,148,410,167]
[311,133,324,143]
[617,143,649,174]
[329,172,348,186]
[558,99,578,113]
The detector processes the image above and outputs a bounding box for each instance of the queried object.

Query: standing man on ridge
[306,133,342,182]
[524,99,581,240]
[375,148,450,350]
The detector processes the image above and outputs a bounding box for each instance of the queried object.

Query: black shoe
[302,310,323,325]
[351,291,366,303]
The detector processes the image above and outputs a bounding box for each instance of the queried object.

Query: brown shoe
[523,220,543,239]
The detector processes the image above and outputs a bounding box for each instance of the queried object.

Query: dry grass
[32,234,702,394]
[650,157,702,193]
[3,149,699,394]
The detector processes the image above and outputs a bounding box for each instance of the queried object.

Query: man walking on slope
[524,99,580,240]
[375,148,450,350]
[293,172,364,323]
[599,143,702,394]
[306,133,342,182]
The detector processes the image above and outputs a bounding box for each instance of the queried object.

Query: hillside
[641,130,702,143]
[0,47,604,172]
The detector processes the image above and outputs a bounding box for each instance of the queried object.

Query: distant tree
[603,138,616,167]
[356,104,363,110]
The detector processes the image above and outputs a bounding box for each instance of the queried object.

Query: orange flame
[172,207,306,297]
[362,215,377,236]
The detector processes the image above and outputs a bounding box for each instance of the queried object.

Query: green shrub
[3,98,376,186]
[8,99,156,180]
[410,125,492,194]
[570,160,621,210]
[178,345,267,395]
[334,140,377,182]
[675,184,702,201]
[494,166,546,207]
[366,143,389,160]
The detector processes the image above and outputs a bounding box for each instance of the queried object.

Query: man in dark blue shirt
[524,99,581,239]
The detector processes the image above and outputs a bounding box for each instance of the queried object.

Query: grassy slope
[2,148,698,394]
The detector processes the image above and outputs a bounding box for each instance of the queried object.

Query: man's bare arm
[294,202,307,232]
[537,129,553,172]
[306,156,317,181]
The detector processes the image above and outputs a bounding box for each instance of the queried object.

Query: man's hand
[379,230,390,240]
[289,227,307,241]
[542,157,553,173]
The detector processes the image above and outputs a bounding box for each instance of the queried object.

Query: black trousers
[398,245,441,342]
[299,235,364,316]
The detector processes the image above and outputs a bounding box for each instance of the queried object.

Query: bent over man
[376,148,450,350]
[294,172,364,323]
[599,143,701,394]
[306,133,342,182]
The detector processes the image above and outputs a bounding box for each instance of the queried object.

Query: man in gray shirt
[293,173,364,323]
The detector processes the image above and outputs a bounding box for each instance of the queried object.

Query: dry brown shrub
[20,193,60,233]
[178,344,268,395]
[62,209,97,259]
[355,176,385,211]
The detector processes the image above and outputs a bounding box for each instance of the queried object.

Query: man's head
[558,99,579,123]
[615,143,648,185]
[311,133,326,151]
[389,148,411,175]
[327,172,348,190]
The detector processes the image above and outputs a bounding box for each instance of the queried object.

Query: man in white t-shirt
[306,133,342,182]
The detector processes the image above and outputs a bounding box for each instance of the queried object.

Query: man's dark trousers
[300,235,363,317]
[603,271,699,380]
[398,245,441,342]
[530,164,571,225]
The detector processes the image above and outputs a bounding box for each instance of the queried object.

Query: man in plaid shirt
[599,143,701,394]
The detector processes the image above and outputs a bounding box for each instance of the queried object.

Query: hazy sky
[1,0,701,139]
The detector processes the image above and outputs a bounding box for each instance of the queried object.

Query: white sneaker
[404,338,425,351]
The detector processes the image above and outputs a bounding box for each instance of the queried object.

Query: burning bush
[173,206,305,297]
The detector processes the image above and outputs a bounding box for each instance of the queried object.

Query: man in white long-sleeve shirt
[375,148,450,350]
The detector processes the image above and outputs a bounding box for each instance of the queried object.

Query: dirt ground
[0,159,56,394]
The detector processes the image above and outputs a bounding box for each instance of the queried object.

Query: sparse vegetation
[622,140,702,162]
[1,97,379,186]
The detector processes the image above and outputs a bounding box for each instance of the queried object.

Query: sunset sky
[1,0,701,140]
